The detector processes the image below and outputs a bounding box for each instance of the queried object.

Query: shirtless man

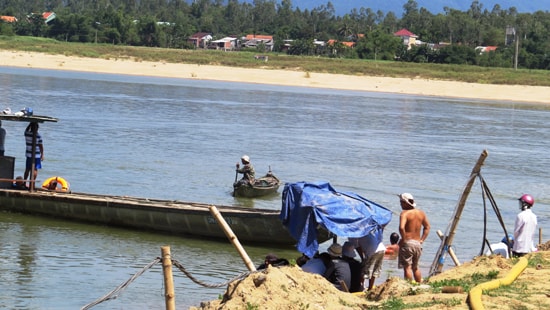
[398,193,430,283]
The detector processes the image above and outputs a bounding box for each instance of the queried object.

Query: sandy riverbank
[1,50,549,104]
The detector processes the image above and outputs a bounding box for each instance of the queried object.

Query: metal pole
[161,246,176,310]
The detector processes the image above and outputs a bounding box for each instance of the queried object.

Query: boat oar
[233,164,239,197]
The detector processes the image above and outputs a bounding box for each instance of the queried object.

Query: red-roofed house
[326,39,355,56]
[475,46,498,54]
[42,12,56,24]
[242,34,273,51]
[327,39,355,48]
[26,12,56,24]
[394,28,418,49]
[0,16,17,23]
[245,34,273,41]
[187,32,212,49]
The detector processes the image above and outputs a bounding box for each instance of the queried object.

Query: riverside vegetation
[2,36,550,88]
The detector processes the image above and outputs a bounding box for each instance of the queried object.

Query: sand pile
[192,251,550,310]
[191,265,374,309]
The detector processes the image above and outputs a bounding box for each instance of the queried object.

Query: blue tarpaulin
[280,181,393,258]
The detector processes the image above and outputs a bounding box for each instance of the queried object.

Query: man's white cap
[399,193,416,208]
[241,155,250,163]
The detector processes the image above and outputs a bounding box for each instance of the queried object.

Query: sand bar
[1,50,549,104]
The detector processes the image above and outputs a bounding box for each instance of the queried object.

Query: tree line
[1,0,549,69]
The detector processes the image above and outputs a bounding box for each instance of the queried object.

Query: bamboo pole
[540,228,543,246]
[429,150,488,276]
[161,246,176,310]
[209,205,256,271]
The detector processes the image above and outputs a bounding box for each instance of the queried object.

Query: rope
[171,259,252,288]
[80,257,161,310]
[80,257,255,309]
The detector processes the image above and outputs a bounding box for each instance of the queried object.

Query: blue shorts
[26,157,42,169]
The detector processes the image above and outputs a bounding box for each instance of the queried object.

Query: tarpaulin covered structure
[280,181,393,258]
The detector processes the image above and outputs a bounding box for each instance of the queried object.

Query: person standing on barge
[24,123,44,187]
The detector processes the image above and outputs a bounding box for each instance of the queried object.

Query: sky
[286,0,550,16]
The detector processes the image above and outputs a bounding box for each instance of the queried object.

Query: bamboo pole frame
[429,150,488,276]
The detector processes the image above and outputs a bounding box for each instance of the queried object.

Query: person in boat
[235,155,255,186]
[257,253,289,270]
[24,123,44,186]
[512,194,538,257]
[398,192,430,283]
[384,232,400,259]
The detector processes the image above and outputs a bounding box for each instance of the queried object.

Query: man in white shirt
[512,194,538,257]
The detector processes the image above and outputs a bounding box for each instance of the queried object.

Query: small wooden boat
[233,169,281,198]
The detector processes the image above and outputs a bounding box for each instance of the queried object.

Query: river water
[0,66,548,309]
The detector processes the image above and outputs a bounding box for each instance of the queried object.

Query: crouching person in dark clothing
[323,243,351,292]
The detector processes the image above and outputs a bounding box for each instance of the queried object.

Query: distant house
[26,12,56,24]
[244,34,273,42]
[394,28,418,49]
[475,46,498,54]
[0,16,17,23]
[42,12,56,24]
[313,39,326,47]
[327,39,355,48]
[242,34,274,51]
[188,32,212,49]
[326,39,355,55]
[209,37,238,51]
[279,39,293,52]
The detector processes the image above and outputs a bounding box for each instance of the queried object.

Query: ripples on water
[0,67,549,309]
